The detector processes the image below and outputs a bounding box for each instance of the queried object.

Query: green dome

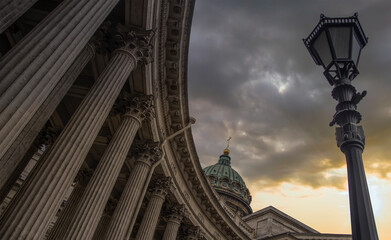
[203,153,252,210]
[203,155,247,189]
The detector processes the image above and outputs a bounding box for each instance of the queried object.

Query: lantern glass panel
[329,27,351,59]
[313,30,332,67]
[351,30,361,65]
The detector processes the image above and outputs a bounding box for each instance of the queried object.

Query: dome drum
[203,151,253,216]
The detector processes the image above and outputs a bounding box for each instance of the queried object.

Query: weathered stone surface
[0,43,138,240]
[103,143,163,240]
[0,43,94,193]
[135,177,172,240]
[61,97,153,240]
[0,0,117,164]
[0,0,39,34]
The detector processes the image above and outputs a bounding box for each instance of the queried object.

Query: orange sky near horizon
[247,169,391,239]
[190,1,391,239]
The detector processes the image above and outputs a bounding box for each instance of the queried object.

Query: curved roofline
[153,0,252,238]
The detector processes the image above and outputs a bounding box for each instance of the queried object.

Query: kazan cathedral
[202,146,352,240]
[0,0,352,239]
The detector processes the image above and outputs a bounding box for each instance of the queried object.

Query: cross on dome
[224,136,231,155]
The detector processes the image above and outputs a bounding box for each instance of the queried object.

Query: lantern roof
[303,13,368,67]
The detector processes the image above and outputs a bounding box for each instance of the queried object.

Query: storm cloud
[188,0,391,191]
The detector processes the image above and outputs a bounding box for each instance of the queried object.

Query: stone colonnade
[0,1,195,239]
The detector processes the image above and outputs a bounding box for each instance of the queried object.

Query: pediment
[242,206,318,239]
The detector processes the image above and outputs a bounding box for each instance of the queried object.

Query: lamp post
[303,13,378,240]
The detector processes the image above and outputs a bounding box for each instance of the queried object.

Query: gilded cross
[226,136,231,149]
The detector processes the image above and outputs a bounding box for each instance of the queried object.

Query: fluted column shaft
[0,0,40,34]
[0,138,38,204]
[0,45,95,195]
[46,168,93,240]
[104,159,156,240]
[92,215,112,240]
[46,184,85,239]
[162,217,182,240]
[0,0,119,161]
[162,205,184,240]
[62,111,146,240]
[135,178,171,240]
[0,48,137,239]
[136,193,166,240]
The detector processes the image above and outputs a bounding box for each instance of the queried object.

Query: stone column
[0,0,119,161]
[0,30,154,240]
[61,95,154,240]
[92,197,118,240]
[162,205,185,240]
[46,168,93,240]
[0,44,95,193]
[135,177,172,240]
[0,0,39,34]
[104,144,163,240]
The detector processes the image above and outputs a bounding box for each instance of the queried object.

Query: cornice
[153,0,252,239]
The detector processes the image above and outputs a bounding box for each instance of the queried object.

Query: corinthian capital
[185,226,204,240]
[35,126,62,149]
[166,204,186,223]
[88,21,112,56]
[112,93,154,124]
[74,168,93,187]
[109,24,154,64]
[149,176,173,198]
[133,142,163,167]
[104,196,118,216]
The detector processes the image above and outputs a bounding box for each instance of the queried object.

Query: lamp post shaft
[341,141,378,240]
[330,79,378,240]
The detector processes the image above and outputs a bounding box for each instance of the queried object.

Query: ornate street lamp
[303,13,378,240]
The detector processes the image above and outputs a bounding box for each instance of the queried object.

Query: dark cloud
[188,0,391,191]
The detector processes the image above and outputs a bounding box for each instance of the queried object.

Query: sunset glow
[189,1,391,239]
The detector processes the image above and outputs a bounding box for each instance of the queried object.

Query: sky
[187,0,391,239]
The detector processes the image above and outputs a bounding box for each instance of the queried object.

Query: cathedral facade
[0,0,351,239]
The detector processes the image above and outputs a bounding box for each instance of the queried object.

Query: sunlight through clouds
[189,0,391,238]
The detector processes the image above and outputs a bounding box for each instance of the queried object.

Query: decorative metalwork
[303,13,368,85]
[304,13,378,240]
